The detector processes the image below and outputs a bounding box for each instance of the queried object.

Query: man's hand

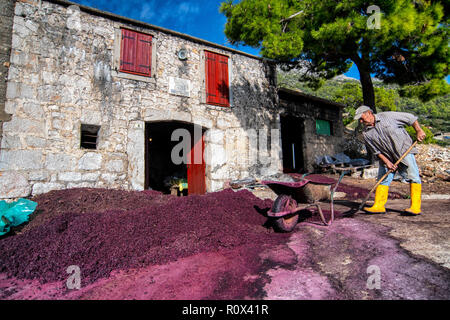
[412,120,426,142]
[416,128,426,142]
[384,159,398,172]
[378,154,398,172]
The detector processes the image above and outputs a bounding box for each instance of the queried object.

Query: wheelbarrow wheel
[272,195,299,233]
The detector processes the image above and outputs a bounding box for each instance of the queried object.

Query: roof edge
[278,87,346,108]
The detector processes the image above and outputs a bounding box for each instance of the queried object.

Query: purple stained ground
[0,188,289,287]
[1,178,446,300]
[0,175,392,289]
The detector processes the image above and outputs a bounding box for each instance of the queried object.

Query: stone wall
[416,144,450,182]
[0,0,281,199]
[0,0,15,150]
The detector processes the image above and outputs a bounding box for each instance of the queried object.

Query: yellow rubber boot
[404,183,422,215]
[364,185,389,214]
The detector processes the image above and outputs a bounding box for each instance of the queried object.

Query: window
[316,119,332,136]
[205,50,230,107]
[80,124,100,149]
[120,28,152,77]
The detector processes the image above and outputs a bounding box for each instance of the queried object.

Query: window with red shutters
[205,51,230,107]
[120,28,152,77]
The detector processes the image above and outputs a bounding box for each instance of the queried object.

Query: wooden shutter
[316,119,331,136]
[136,32,152,76]
[120,29,137,73]
[217,54,230,106]
[205,51,230,107]
[205,51,218,105]
[120,29,152,76]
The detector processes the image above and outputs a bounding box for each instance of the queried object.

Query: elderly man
[354,105,426,215]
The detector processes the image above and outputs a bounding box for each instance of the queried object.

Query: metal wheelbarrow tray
[262,178,338,232]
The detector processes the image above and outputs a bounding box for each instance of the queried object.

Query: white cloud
[177,2,200,15]
[140,2,156,20]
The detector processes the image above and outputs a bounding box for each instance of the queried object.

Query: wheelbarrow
[262,174,344,232]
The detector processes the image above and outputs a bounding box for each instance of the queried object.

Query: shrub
[405,126,437,144]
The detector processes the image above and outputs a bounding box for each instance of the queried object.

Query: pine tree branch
[280,10,304,23]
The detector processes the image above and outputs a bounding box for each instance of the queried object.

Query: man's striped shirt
[362,111,418,165]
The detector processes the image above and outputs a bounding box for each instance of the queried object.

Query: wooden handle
[392,140,418,167]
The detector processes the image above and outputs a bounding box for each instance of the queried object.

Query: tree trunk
[359,70,376,112]
[352,55,376,112]
[352,54,376,164]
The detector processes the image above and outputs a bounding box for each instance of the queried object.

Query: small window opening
[80,124,100,149]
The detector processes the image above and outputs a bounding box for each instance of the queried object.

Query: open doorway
[145,121,206,195]
[280,115,304,173]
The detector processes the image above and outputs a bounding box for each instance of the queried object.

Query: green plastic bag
[0,198,38,236]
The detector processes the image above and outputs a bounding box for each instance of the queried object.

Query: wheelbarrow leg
[313,171,345,225]
[315,203,332,226]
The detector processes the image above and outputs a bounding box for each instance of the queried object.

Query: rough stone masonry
[0,0,15,151]
[0,0,285,199]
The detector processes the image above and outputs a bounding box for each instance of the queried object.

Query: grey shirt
[362,111,418,165]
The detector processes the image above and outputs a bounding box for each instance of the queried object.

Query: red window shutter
[217,54,230,106]
[136,32,152,76]
[205,51,229,107]
[120,29,152,76]
[120,29,137,73]
[205,51,218,105]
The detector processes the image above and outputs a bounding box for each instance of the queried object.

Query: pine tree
[221,0,449,110]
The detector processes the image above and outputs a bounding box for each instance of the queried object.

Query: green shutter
[316,119,331,136]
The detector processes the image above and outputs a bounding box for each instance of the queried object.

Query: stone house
[278,88,345,173]
[0,0,344,199]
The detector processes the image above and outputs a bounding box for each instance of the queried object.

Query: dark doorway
[280,115,304,173]
[145,121,206,195]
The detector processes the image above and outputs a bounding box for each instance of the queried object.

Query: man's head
[354,105,375,127]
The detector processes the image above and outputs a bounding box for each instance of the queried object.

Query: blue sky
[70,0,446,82]
[70,1,261,54]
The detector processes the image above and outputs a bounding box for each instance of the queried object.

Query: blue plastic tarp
[0,198,37,236]
[316,153,352,166]
[349,158,370,166]
[332,153,351,165]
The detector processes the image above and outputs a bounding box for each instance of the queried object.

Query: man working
[354,106,426,215]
